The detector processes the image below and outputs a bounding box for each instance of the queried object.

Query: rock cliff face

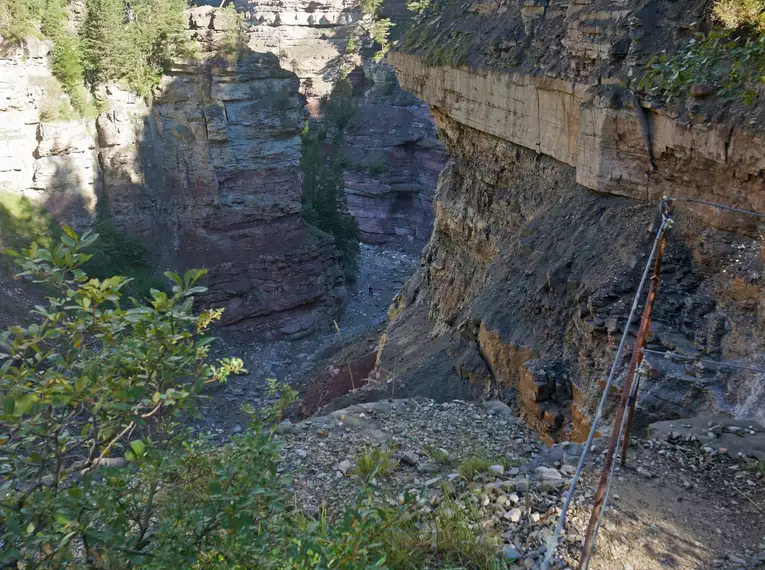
[1,8,346,340]
[228,0,446,244]
[0,39,98,228]
[380,0,765,437]
[339,65,445,244]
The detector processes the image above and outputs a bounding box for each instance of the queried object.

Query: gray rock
[337,459,353,475]
[503,508,523,523]
[400,451,419,466]
[276,420,296,435]
[502,545,521,562]
[486,400,514,417]
[489,464,505,476]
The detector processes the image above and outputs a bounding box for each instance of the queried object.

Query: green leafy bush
[0,229,247,567]
[640,30,765,103]
[640,0,765,103]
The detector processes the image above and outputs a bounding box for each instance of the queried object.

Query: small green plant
[423,444,452,465]
[458,456,493,480]
[407,0,431,14]
[352,446,399,480]
[639,30,765,103]
[366,155,391,177]
[346,35,358,55]
[260,377,299,425]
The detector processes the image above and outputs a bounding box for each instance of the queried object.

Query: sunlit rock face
[1,9,346,340]
[229,0,447,245]
[0,39,98,228]
[99,9,347,339]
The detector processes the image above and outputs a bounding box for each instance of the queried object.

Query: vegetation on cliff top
[640,0,765,104]
[0,231,507,569]
[0,0,189,115]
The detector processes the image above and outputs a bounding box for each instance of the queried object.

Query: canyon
[0,0,443,339]
[1,0,764,440]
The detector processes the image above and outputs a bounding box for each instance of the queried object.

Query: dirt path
[197,243,420,434]
[565,444,765,570]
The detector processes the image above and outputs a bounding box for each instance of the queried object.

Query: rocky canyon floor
[197,242,421,434]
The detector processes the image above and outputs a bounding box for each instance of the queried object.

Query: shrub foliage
[640,0,765,103]
[0,231,508,570]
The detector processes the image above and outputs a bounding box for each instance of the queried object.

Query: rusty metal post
[619,227,669,467]
[578,218,671,570]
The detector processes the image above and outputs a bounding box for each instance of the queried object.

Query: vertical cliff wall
[0,8,346,340]
[0,38,99,228]
[378,0,765,436]
[227,0,446,244]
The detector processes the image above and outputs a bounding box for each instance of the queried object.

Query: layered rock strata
[377,0,765,437]
[231,0,446,244]
[0,39,98,228]
[0,8,347,340]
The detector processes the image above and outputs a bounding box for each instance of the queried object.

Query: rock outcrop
[1,9,347,340]
[0,39,98,228]
[376,0,765,438]
[338,64,445,244]
[232,0,446,244]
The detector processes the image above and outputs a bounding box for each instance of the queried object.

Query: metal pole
[578,219,671,570]
[620,226,669,466]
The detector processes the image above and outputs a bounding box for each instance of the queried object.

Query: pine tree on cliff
[300,135,360,280]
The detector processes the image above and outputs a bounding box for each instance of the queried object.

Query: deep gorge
[1,0,764,440]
